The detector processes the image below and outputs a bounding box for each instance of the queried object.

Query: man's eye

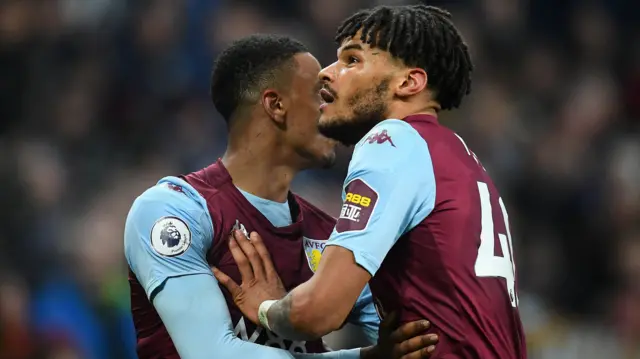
[347,56,359,64]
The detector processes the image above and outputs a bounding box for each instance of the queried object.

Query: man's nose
[318,62,337,83]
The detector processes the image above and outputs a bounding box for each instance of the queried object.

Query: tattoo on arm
[267,293,316,341]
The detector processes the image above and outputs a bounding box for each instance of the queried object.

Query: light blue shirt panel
[155,274,361,359]
[326,119,437,276]
[347,284,379,344]
[124,176,214,298]
[237,187,292,227]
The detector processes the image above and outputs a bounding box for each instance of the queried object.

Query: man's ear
[395,68,427,98]
[262,89,287,125]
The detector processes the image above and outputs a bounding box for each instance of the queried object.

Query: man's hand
[212,230,286,325]
[362,312,438,359]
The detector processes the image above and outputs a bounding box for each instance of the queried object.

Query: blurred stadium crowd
[0,0,639,358]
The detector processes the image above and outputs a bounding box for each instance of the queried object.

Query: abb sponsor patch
[336,179,379,233]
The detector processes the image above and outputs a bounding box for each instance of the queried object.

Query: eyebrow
[340,44,364,52]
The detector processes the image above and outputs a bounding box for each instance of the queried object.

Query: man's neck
[387,98,439,120]
[222,146,298,204]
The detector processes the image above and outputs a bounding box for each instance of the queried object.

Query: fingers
[228,233,255,281]
[399,344,437,359]
[212,267,242,298]
[390,320,430,344]
[232,230,266,280]
[380,311,399,333]
[394,334,438,359]
[248,232,278,279]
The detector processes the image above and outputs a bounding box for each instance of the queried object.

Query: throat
[222,152,296,203]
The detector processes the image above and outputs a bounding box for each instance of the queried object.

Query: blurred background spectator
[0,0,638,358]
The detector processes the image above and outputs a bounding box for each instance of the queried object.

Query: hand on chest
[211,219,328,289]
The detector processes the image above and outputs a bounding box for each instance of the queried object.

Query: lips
[320,88,335,103]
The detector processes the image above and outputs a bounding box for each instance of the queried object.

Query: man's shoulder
[125,178,215,244]
[356,119,423,151]
[348,119,433,178]
[401,118,469,157]
[132,177,207,210]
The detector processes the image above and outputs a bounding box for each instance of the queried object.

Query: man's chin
[304,150,336,170]
[318,127,361,147]
[320,154,337,169]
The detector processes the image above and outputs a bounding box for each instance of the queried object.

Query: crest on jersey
[150,216,192,257]
[303,237,326,272]
[231,219,250,239]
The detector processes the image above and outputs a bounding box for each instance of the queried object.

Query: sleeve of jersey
[124,184,214,299]
[154,275,362,359]
[326,120,436,276]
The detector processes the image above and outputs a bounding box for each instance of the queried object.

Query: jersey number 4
[475,182,518,308]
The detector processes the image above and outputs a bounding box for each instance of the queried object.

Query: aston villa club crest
[303,237,326,272]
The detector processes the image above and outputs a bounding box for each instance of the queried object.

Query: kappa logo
[365,129,395,147]
[231,219,250,239]
[165,183,184,193]
[303,237,326,272]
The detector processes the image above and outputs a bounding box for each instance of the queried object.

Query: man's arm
[125,179,360,359]
[265,120,437,339]
[155,275,362,359]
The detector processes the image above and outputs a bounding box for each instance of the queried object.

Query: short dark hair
[335,5,473,110]
[210,34,308,122]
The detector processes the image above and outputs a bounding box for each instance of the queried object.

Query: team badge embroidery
[303,237,326,272]
[150,216,192,256]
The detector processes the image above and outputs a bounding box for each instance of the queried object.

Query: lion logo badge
[303,237,326,272]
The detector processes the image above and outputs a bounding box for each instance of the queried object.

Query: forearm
[266,248,372,341]
[266,288,345,341]
[267,292,320,341]
[267,297,377,344]
[155,275,296,359]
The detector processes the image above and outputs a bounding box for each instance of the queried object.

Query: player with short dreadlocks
[335,5,473,110]
[314,4,473,146]
[215,6,527,359]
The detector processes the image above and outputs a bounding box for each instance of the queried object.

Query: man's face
[317,36,395,146]
[284,52,337,168]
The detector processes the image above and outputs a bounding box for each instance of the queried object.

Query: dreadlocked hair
[335,5,473,110]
